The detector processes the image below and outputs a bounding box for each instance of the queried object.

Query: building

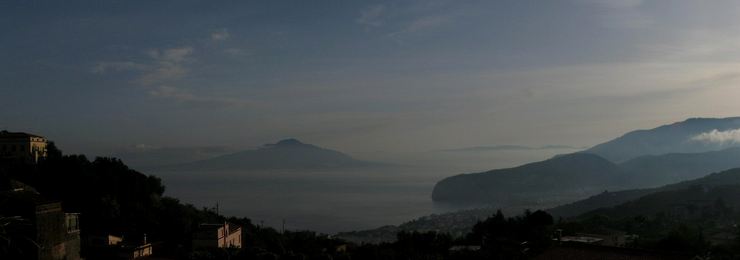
[127,242,153,259]
[193,222,243,249]
[0,189,81,260]
[0,130,48,163]
[85,234,153,260]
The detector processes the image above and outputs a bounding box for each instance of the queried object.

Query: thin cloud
[94,45,250,108]
[224,48,250,57]
[573,0,650,29]
[148,47,193,63]
[93,47,194,86]
[137,47,194,86]
[356,5,386,27]
[149,85,250,108]
[387,5,465,39]
[575,0,643,9]
[211,29,231,41]
[406,14,451,33]
[91,61,148,74]
[388,14,453,37]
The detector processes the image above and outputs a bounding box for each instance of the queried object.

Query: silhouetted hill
[549,168,740,218]
[154,138,382,171]
[586,117,740,163]
[431,153,627,204]
[580,184,740,220]
[433,146,740,206]
[433,118,740,206]
[621,147,740,187]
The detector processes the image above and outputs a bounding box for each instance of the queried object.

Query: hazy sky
[3,0,740,158]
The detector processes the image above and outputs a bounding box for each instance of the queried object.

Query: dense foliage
[0,143,224,257]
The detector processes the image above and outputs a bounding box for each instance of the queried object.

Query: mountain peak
[274,138,305,146]
[156,137,380,171]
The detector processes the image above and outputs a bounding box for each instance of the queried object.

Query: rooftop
[0,130,44,139]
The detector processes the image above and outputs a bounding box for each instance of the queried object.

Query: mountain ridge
[586,117,740,163]
[548,167,740,218]
[431,153,627,205]
[150,138,383,171]
[432,117,740,206]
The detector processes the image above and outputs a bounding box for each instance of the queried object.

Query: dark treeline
[1,143,220,257]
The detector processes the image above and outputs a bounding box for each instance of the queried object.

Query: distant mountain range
[441,144,583,153]
[432,117,740,205]
[587,117,740,163]
[152,138,382,171]
[345,117,740,243]
[346,167,740,244]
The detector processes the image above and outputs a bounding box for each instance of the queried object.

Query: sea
[149,148,576,234]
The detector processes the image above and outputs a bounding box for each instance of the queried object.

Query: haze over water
[152,148,576,233]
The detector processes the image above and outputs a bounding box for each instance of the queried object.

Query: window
[66,214,80,233]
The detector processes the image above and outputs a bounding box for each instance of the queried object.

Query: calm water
[150,149,577,234]
[155,168,458,234]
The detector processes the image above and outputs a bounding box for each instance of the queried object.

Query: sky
[3,0,740,160]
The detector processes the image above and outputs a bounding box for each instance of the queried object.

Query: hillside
[579,184,740,220]
[432,118,740,206]
[343,169,740,244]
[620,147,740,187]
[586,117,740,163]
[548,168,740,218]
[153,138,382,171]
[431,153,627,205]
[553,179,740,255]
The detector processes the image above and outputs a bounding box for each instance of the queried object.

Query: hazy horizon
[5,1,740,161]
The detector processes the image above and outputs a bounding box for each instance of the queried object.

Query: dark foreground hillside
[552,182,740,257]
[549,167,740,218]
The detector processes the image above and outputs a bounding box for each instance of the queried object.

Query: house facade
[0,190,81,260]
[0,130,48,163]
[193,222,243,249]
